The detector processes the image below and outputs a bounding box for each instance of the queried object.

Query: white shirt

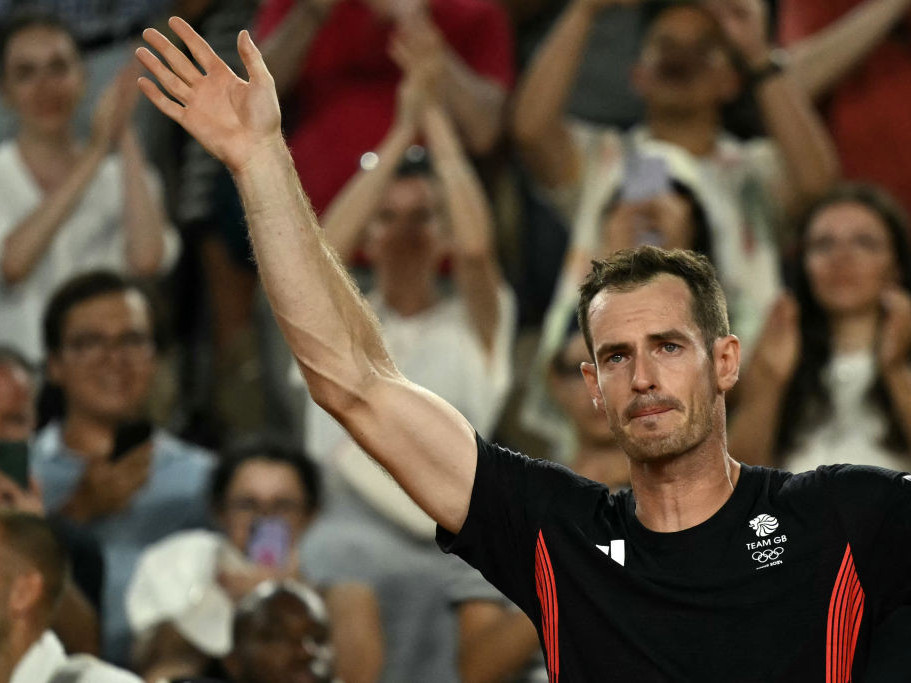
[11,631,139,683]
[0,141,180,361]
[784,351,910,473]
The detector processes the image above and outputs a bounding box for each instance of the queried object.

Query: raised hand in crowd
[705,0,772,69]
[877,287,911,373]
[0,472,44,516]
[90,62,142,153]
[601,193,696,253]
[748,292,802,388]
[217,552,301,602]
[62,442,153,522]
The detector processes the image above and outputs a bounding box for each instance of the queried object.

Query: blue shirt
[31,423,214,664]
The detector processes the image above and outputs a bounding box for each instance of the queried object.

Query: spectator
[126,437,382,683]
[781,0,911,215]
[0,10,178,362]
[513,0,839,350]
[30,271,213,665]
[0,345,103,657]
[0,510,139,682]
[255,0,514,213]
[222,580,337,683]
[729,183,911,472]
[291,75,515,682]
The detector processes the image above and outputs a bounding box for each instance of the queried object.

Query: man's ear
[9,570,43,617]
[580,362,605,413]
[713,334,741,392]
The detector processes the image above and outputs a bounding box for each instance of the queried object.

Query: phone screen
[111,420,153,462]
[0,441,30,489]
[246,517,292,568]
[621,153,671,203]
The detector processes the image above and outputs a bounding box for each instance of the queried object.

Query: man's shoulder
[766,463,909,506]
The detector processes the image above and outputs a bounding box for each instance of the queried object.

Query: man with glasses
[30,270,213,666]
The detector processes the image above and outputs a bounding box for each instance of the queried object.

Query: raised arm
[709,0,840,206]
[786,0,911,101]
[320,81,420,262]
[422,102,503,354]
[136,18,477,533]
[877,288,911,453]
[511,0,626,189]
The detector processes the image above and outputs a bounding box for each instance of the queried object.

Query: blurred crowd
[0,0,909,681]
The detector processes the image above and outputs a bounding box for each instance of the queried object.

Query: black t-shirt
[437,434,911,682]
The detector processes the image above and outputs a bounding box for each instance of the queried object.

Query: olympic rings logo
[752,547,784,563]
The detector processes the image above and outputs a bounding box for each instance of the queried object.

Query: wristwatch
[748,49,790,89]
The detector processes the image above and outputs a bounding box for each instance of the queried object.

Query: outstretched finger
[142,27,202,86]
[168,16,224,75]
[137,75,185,123]
[237,29,271,84]
[136,46,192,103]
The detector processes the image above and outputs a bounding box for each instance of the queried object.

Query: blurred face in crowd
[804,201,900,317]
[229,589,334,683]
[365,175,448,283]
[581,275,728,463]
[632,6,738,115]
[0,364,34,442]
[219,458,313,553]
[602,191,698,251]
[0,25,84,137]
[47,290,156,425]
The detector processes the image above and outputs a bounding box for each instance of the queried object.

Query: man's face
[48,291,156,424]
[0,365,35,441]
[219,459,313,554]
[234,592,334,683]
[581,275,723,463]
[365,176,446,277]
[633,6,737,114]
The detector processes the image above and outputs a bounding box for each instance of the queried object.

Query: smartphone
[0,441,29,489]
[110,420,153,462]
[621,153,671,203]
[246,517,292,568]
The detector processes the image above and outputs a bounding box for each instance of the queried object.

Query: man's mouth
[630,406,674,419]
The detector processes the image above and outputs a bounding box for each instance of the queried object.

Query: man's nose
[630,355,658,393]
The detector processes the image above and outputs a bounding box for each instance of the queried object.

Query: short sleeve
[436,434,581,615]
[825,466,911,608]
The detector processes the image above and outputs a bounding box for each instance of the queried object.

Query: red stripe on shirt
[826,544,865,683]
[535,531,560,683]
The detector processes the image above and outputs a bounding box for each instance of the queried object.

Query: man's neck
[376,271,439,318]
[0,624,44,683]
[61,412,117,460]
[629,434,741,533]
[646,108,721,157]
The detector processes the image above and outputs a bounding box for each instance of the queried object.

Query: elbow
[0,255,28,286]
[510,107,543,152]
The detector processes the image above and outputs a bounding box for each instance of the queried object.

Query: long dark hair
[776,183,911,459]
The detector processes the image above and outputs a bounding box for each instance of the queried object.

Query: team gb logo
[749,514,779,537]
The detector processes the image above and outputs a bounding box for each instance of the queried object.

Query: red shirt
[779,0,911,214]
[256,0,514,214]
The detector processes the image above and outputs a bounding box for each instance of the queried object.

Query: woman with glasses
[0,9,177,363]
[729,183,911,472]
[126,436,383,683]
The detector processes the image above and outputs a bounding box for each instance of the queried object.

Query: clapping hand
[390,11,446,101]
[750,292,801,387]
[705,0,771,69]
[878,287,911,373]
[91,62,142,152]
[0,473,44,516]
[136,17,283,174]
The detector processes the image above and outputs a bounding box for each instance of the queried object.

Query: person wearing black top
[135,20,911,681]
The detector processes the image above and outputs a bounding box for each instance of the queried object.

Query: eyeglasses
[224,497,307,521]
[61,331,154,362]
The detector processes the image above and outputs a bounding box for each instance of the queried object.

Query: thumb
[238,29,271,83]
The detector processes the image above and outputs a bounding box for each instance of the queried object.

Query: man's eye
[663,343,680,353]
[608,354,624,364]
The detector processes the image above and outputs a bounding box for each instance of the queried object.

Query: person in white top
[512,0,840,350]
[0,510,139,683]
[0,10,178,362]
[730,183,911,472]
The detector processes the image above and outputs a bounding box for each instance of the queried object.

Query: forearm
[788,0,911,100]
[120,129,167,276]
[423,105,501,351]
[755,68,840,205]
[260,2,325,98]
[233,138,395,406]
[441,52,507,155]
[884,365,911,449]
[322,121,415,261]
[1,145,106,285]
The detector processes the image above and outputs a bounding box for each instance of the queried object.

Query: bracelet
[748,49,789,89]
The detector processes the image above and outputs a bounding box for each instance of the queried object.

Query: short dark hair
[42,270,162,355]
[210,435,322,515]
[577,246,729,357]
[0,9,80,77]
[641,1,738,67]
[0,511,68,614]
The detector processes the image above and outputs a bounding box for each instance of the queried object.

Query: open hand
[66,443,152,520]
[705,0,770,69]
[878,287,911,372]
[136,17,283,174]
[390,12,446,100]
[750,292,801,387]
[91,62,142,151]
[0,474,44,516]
